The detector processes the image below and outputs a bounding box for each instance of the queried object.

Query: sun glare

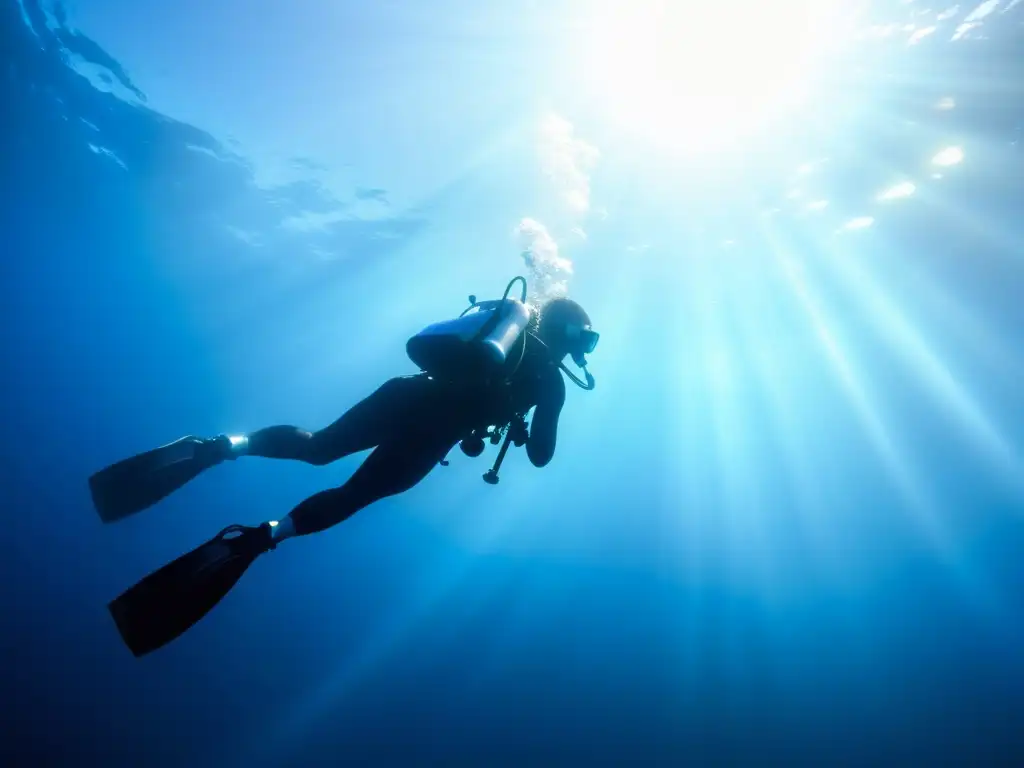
[581,0,852,155]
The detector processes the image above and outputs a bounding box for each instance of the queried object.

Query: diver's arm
[526,369,566,468]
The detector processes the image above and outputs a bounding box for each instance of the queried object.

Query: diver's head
[536,297,599,366]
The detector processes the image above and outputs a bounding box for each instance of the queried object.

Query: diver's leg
[240,375,433,466]
[270,435,458,540]
[106,435,455,656]
[88,376,435,523]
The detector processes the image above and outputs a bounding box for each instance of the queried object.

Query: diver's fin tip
[88,469,131,523]
[87,436,216,524]
[109,599,156,658]
[106,524,269,657]
[90,490,131,524]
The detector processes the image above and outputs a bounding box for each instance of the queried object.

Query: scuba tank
[406,276,532,381]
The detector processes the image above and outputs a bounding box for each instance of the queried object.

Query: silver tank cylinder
[407,298,531,379]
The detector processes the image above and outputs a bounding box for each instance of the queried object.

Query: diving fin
[88,436,232,523]
[109,523,275,657]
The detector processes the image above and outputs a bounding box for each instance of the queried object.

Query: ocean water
[3,0,1024,765]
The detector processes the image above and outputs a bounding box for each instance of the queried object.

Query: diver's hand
[509,416,529,447]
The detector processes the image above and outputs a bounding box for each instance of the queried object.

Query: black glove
[509,415,529,447]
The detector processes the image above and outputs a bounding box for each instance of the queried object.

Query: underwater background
[3,0,1024,765]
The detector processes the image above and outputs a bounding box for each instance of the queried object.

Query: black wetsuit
[244,333,566,535]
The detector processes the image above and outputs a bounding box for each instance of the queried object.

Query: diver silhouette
[92,278,599,656]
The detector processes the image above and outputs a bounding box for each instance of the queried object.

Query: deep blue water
[4,1,1024,765]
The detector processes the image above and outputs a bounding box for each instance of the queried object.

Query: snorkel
[562,347,596,391]
[553,321,599,391]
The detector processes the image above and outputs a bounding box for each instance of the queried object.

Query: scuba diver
[92,277,599,657]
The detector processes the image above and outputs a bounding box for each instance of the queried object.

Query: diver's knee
[302,436,337,466]
[301,442,333,466]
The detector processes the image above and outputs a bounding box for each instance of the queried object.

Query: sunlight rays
[764,93,1024,501]
[261,542,491,756]
[668,238,813,600]
[765,237,1014,619]
[772,249,952,548]
[729,267,847,582]
[820,241,1024,497]
[688,255,763,562]
[906,262,1024,391]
